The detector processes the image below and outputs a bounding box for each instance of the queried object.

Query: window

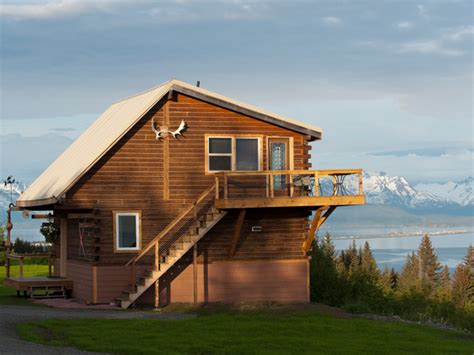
[207,136,261,172]
[236,138,259,171]
[114,212,140,251]
[208,137,232,171]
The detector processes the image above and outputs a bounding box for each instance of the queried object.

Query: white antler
[170,120,186,139]
[151,117,164,140]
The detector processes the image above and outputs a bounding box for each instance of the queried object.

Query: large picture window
[114,212,141,252]
[207,136,261,172]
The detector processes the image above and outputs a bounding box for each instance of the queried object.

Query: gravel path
[0,304,194,354]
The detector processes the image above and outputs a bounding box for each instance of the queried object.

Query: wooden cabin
[9,79,364,308]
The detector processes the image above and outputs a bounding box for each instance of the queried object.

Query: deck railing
[5,253,55,279]
[213,169,363,200]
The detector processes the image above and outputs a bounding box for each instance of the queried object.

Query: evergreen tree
[399,252,420,291]
[417,234,442,289]
[452,246,474,306]
[390,268,398,290]
[440,265,451,288]
[361,241,379,278]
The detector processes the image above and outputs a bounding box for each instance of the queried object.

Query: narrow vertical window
[236,138,259,171]
[115,212,140,251]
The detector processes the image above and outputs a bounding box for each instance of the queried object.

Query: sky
[0,0,473,185]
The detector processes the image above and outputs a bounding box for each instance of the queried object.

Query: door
[268,138,290,193]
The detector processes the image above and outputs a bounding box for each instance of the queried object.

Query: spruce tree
[417,234,442,289]
[361,241,379,278]
[452,246,474,306]
[399,252,420,291]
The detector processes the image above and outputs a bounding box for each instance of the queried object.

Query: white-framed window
[207,136,261,172]
[114,212,141,252]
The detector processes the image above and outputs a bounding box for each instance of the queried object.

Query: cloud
[397,26,473,56]
[0,0,141,19]
[321,16,342,26]
[398,40,464,56]
[396,21,414,30]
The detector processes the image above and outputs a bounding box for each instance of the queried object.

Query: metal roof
[16,79,323,207]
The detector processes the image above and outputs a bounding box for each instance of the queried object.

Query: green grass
[0,264,49,305]
[17,311,473,354]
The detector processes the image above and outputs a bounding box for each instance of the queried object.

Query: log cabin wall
[63,93,311,265]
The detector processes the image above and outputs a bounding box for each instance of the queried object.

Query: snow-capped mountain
[415,177,474,207]
[321,171,473,210]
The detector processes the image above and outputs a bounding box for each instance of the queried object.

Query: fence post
[48,255,52,277]
[19,257,24,279]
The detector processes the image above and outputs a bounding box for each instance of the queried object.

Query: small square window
[209,156,232,171]
[209,138,232,154]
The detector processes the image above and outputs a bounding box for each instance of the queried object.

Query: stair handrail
[125,183,216,267]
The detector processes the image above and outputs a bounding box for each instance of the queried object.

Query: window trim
[113,211,142,253]
[205,135,263,173]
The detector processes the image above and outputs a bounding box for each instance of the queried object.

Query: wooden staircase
[115,185,226,309]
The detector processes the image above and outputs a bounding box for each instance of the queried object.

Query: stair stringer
[119,210,227,308]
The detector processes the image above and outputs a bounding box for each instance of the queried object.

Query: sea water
[319,225,474,272]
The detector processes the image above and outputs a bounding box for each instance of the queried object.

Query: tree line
[310,233,473,331]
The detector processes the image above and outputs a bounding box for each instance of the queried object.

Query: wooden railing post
[269,172,274,198]
[359,172,363,195]
[154,242,159,271]
[223,173,228,199]
[313,172,319,196]
[332,175,337,196]
[215,176,220,199]
[193,201,198,234]
[19,257,24,279]
[289,173,294,197]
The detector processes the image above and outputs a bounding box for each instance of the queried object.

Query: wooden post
[269,173,274,198]
[60,218,68,277]
[193,201,198,234]
[154,242,159,271]
[193,244,198,304]
[163,102,170,200]
[223,173,228,199]
[228,209,246,257]
[92,265,98,303]
[332,175,337,196]
[215,176,219,199]
[154,279,159,309]
[313,172,319,196]
[289,174,294,197]
[359,172,363,195]
[5,206,12,279]
[19,257,24,279]
[266,174,269,198]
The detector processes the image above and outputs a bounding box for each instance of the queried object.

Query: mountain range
[1,172,473,213]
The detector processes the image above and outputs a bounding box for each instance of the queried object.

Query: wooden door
[268,138,290,194]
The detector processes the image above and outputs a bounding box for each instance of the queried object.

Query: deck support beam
[228,209,246,257]
[302,206,336,253]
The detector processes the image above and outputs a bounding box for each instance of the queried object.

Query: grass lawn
[17,310,473,354]
[0,264,49,305]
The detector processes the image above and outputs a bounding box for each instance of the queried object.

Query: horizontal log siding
[64,94,309,265]
[138,258,310,305]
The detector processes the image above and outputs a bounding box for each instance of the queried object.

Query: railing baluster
[359,172,363,195]
[269,172,274,198]
[313,172,319,196]
[289,174,294,197]
[223,173,228,199]
[154,242,159,272]
[215,176,219,199]
[333,175,337,196]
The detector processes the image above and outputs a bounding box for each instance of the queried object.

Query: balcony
[213,169,365,209]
